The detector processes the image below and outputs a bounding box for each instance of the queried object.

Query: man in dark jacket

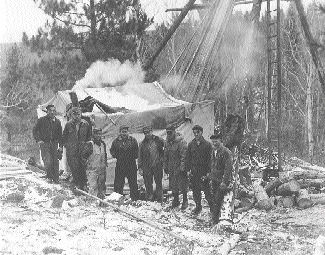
[62,107,92,190]
[209,133,233,224]
[164,125,188,210]
[110,125,139,201]
[186,125,213,215]
[138,126,164,202]
[33,105,62,183]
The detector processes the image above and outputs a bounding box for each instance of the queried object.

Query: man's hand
[220,182,227,191]
[138,168,143,176]
[164,168,169,175]
[58,147,63,153]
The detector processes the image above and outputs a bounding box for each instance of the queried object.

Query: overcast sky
[0,0,322,44]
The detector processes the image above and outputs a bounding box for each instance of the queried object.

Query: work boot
[191,204,202,215]
[171,193,180,208]
[181,192,188,210]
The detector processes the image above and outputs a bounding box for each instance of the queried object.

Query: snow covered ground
[1,172,325,255]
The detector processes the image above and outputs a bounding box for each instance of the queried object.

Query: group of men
[33,104,234,224]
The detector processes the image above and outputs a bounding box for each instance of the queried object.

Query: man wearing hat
[82,128,107,201]
[164,125,188,209]
[62,107,92,190]
[185,125,214,215]
[138,126,165,202]
[209,133,233,224]
[110,125,139,200]
[33,105,63,183]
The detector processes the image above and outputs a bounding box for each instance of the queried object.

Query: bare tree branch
[54,16,91,28]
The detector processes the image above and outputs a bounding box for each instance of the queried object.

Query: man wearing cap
[138,126,164,202]
[33,105,63,183]
[62,107,92,190]
[82,128,107,201]
[209,133,233,224]
[164,125,188,209]
[185,125,214,215]
[110,125,139,200]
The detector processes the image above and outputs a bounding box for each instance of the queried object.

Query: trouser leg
[143,168,154,200]
[202,179,214,211]
[171,191,180,208]
[87,170,98,196]
[49,143,59,182]
[192,174,202,207]
[114,168,125,195]
[40,143,52,178]
[127,170,139,200]
[211,182,226,223]
[97,170,106,200]
[67,152,82,187]
[153,165,163,202]
[79,161,87,189]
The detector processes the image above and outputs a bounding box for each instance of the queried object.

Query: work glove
[138,168,143,176]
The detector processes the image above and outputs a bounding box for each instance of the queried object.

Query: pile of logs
[235,157,325,211]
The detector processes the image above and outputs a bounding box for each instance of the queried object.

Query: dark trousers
[67,151,87,188]
[210,181,227,223]
[143,165,163,201]
[192,173,214,208]
[40,142,59,181]
[114,168,139,200]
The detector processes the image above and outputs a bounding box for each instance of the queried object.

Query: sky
[0,0,322,44]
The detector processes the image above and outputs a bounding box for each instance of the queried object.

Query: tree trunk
[89,0,96,44]
[309,194,325,205]
[296,179,325,189]
[306,60,314,163]
[284,167,325,179]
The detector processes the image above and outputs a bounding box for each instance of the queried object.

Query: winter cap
[192,125,203,132]
[93,128,102,134]
[119,125,129,131]
[210,133,222,140]
[166,125,176,131]
[143,126,152,133]
[71,107,81,114]
[46,104,55,111]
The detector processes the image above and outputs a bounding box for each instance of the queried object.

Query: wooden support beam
[165,0,292,12]
[143,0,197,70]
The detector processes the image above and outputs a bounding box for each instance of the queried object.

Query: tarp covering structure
[37,82,214,189]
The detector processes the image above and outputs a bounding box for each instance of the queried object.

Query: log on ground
[295,189,313,209]
[277,180,300,196]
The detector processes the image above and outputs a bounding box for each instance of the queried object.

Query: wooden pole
[143,0,197,70]
[75,188,194,247]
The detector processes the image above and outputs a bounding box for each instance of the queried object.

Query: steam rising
[73,59,145,90]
